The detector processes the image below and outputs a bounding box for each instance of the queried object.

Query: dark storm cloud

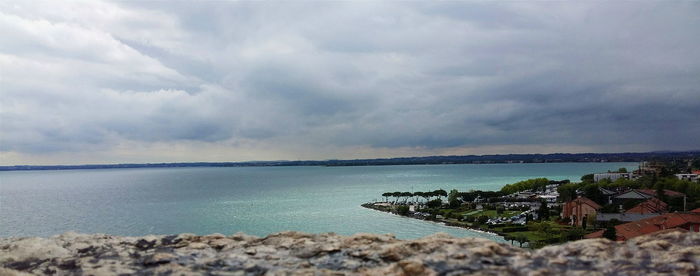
[1,1,699,163]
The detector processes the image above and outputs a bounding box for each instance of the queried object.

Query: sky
[1,1,699,165]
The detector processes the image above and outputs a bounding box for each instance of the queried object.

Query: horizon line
[2,150,699,170]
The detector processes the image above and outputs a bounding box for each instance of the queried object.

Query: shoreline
[361,203,508,241]
[1,151,676,171]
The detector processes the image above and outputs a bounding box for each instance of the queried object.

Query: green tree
[557,183,579,202]
[581,174,594,183]
[434,189,448,200]
[448,189,461,208]
[500,178,550,194]
[537,201,549,221]
[603,226,617,240]
[533,221,555,239]
[583,184,606,205]
[391,192,401,203]
[426,199,442,208]
[381,192,391,202]
[396,205,410,216]
[566,227,585,241]
[655,183,667,203]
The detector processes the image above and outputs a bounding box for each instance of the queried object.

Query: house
[614,189,685,201]
[562,197,601,226]
[637,189,685,198]
[585,212,700,241]
[599,187,616,196]
[599,187,617,204]
[614,189,654,201]
[596,213,659,223]
[675,174,699,182]
[594,173,632,183]
[624,198,667,214]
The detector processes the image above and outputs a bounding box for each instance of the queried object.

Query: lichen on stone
[1,230,698,275]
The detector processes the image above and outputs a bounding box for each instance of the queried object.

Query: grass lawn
[467,209,521,218]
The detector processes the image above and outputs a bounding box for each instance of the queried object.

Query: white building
[538,194,558,204]
[594,172,632,182]
[675,174,699,182]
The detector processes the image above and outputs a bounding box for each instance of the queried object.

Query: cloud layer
[1,1,699,165]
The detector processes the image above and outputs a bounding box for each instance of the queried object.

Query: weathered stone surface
[1,230,698,275]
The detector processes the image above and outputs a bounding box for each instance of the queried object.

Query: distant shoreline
[361,203,506,240]
[1,150,698,172]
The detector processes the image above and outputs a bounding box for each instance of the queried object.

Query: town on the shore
[363,159,700,248]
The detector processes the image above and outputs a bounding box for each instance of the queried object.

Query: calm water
[0,163,636,240]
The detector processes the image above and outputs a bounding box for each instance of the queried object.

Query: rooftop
[586,212,700,241]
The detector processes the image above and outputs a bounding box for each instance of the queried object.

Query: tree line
[381,189,448,203]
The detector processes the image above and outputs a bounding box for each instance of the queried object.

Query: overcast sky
[1,1,699,165]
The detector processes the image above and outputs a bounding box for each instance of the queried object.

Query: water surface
[0,163,636,240]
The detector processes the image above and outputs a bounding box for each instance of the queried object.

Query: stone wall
[1,230,698,275]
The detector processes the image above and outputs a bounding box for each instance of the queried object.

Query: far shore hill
[2,150,700,171]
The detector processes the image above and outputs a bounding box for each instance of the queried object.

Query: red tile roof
[624,198,667,214]
[585,212,700,241]
[692,208,700,213]
[637,189,685,198]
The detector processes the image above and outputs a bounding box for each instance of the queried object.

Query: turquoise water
[0,163,636,240]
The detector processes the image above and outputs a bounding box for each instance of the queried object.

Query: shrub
[565,228,585,241]
[603,226,617,240]
[501,226,529,232]
[426,199,443,208]
[396,205,410,216]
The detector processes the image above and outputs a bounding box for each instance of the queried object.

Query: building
[585,212,700,241]
[636,189,686,198]
[636,161,665,177]
[537,194,558,204]
[599,187,618,204]
[562,197,601,226]
[596,213,659,223]
[675,174,699,182]
[624,198,667,214]
[594,173,632,182]
[614,189,654,201]
[614,189,685,201]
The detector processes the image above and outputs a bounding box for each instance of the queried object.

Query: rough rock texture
[1,231,698,275]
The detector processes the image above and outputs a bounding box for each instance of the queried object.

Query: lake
[0,162,636,240]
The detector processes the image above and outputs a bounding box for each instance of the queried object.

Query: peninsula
[363,159,700,248]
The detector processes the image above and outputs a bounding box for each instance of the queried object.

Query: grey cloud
[1,1,699,162]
